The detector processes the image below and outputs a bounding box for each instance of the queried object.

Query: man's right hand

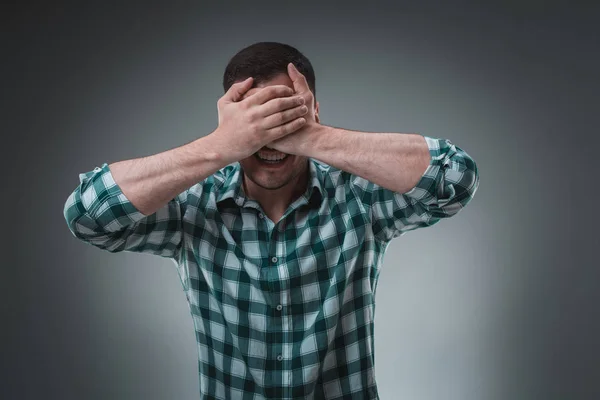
[211,77,309,163]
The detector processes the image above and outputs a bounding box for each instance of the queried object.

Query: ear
[315,100,320,123]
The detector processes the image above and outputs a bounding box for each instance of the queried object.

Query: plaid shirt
[63,135,479,399]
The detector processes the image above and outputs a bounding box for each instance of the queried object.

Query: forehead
[241,73,294,100]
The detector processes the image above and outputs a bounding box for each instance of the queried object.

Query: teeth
[257,150,287,161]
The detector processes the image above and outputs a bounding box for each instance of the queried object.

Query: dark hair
[222,42,316,99]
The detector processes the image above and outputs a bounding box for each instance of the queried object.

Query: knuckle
[249,122,260,135]
[245,110,256,122]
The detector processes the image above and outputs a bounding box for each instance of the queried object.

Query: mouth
[254,149,290,167]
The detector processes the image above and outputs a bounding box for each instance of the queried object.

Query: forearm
[109,132,229,216]
[308,125,431,194]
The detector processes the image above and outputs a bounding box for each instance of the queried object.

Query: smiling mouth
[256,147,288,159]
[254,152,289,165]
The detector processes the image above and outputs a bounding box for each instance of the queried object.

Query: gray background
[3,1,599,399]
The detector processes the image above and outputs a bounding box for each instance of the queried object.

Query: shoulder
[311,158,354,188]
[183,162,238,201]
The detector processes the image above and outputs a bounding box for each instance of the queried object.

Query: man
[64,41,479,399]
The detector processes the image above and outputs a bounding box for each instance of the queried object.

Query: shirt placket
[274,224,292,399]
[258,212,291,398]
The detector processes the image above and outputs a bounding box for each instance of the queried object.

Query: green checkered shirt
[63,135,479,399]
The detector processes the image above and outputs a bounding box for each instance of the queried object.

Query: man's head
[223,41,316,99]
[223,42,319,193]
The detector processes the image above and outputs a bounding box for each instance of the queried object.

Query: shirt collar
[215,158,325,209]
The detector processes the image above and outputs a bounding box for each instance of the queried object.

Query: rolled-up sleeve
[350,136,480,242]
[63,162,188,259]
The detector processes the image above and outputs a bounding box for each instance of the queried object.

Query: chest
[183,202,376,291]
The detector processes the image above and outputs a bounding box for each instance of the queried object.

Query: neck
[242,163,309,219]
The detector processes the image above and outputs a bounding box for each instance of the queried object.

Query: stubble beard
[248,170,295,191]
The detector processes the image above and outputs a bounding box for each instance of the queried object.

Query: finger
[257,95,305,118]
[262,104,308,130]
[287,63,309,93]
[244,85,295,106]
[266,117,306,140]
[223,77,253,102]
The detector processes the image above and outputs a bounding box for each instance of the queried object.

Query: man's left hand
[267,63,321,156]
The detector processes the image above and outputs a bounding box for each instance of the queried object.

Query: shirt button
[276,355,283,362]
[276,304,283,311]
[271,256,278,263]
[258,213,264,219]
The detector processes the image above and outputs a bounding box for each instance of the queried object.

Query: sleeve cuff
[403,136,452,206]
[80,163,148,226]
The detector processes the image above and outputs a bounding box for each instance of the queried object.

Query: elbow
[462,154,480,204]
[431,153,480,218]
[63,191,105,241]
[63,191,82,236]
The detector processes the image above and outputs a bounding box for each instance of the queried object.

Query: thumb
[223,77,254,102]
[287,63,308,93]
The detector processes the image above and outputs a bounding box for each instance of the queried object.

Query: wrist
[204,129,239,165]
[308,124,338,159]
